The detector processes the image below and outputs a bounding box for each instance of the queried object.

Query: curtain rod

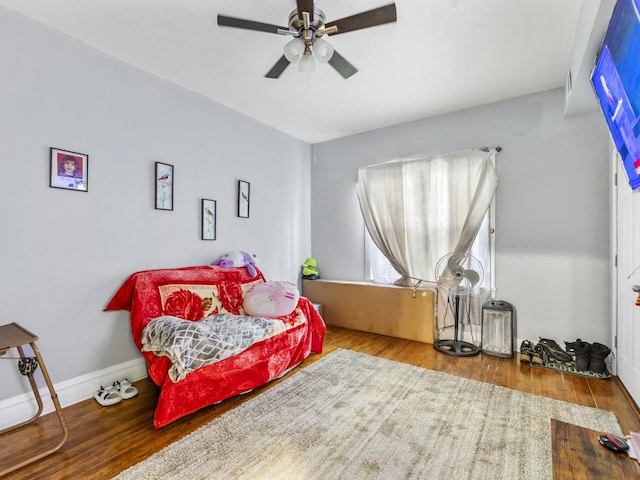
[480,146,502,152]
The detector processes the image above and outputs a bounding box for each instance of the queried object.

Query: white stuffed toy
[243,281,300,317]
[212,250,259,277]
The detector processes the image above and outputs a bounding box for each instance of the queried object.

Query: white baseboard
[0,357,147,430]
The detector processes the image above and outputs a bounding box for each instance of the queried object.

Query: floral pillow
[157,284,220,320]
[157,278,265,320]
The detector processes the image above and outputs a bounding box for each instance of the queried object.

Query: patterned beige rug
[113,349,622,479]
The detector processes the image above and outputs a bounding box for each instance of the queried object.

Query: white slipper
[94,385,122,406]
[114,378,138,400]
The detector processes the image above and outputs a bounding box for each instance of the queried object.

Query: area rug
[113,349,622,480]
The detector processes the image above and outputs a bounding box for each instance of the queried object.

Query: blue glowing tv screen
[591,0,640,190]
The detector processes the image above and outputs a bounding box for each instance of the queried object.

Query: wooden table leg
[0,341,69,477]
[0,346,43,436]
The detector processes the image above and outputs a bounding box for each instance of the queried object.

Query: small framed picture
[202,199,217,240]
[155,162,174,210]
[50,147,88,191]
[238,180,250,218]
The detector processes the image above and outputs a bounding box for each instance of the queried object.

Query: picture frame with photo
[237,180,250,218]
[202,199,217,240]
[155,162,174,210]
[50,147,88,191]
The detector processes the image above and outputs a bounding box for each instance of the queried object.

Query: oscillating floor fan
[434,252,484,357]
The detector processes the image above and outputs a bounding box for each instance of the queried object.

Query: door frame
[612,145,640,398]
[610,146,618,375]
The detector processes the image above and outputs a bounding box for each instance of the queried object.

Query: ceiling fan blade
[325,3,397,36]
[265,56,291,79]
[328,50,357,79]
[296,0,314,23]
[217,15,286,34]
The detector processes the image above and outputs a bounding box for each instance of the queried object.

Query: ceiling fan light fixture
[312,37,334,63]
[298,50,315,72]
[283,37,305,63]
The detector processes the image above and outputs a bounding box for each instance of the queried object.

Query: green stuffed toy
[301,258,320,280]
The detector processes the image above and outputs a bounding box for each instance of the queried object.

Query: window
[356,149,498,292]
[364,208,495,295]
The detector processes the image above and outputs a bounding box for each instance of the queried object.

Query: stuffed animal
[243,281,300,317]
[212,250,258,277]
[301,257,320,279]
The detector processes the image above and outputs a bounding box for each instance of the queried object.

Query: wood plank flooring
[1,326,639,479]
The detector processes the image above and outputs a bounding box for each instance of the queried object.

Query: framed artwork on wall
[155,162,174,210]
[49,147,88,191]
[237,180,250,218]
[202,199,217,240]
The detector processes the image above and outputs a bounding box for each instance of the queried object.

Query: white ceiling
[1,0,589,143]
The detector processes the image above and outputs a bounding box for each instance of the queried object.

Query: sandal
[114,379,138,400]
[519,340,534,363]
[94,385,122,406]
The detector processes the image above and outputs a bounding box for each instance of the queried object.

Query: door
[616,155,640,405]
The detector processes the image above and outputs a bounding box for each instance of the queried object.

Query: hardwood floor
[2,326,639,479]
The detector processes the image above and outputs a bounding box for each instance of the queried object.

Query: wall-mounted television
[591,0,640,191]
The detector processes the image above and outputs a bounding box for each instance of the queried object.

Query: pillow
[157,277,265,319]
[158,284,221,321]
[243,281,300,318]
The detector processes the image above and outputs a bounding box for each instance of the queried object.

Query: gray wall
[0,5,613,403]
[0,7,312,400]
[311,89,612,345]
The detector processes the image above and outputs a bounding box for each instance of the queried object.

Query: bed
[105,264,326,428]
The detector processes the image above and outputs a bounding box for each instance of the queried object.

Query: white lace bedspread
[141,313,287,382]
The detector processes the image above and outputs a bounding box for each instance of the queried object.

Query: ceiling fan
[217,1,397,79]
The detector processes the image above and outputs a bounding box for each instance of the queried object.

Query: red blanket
[105,265,325,428]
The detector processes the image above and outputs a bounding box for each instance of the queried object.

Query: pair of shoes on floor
[519,340,543,365]
[565,338,591,371]
[537,338,574,364]
[94,378,138,406]
[564,338,611,373]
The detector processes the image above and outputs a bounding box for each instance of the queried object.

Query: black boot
[589,342,611,373]
[573,341,591,371]
[564,338,583,357]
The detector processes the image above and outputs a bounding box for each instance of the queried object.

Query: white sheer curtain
[364,211,494,292]
[356,148,499,287]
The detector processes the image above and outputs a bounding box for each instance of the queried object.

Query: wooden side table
[0,322,69,476]
[552,419,640,479]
